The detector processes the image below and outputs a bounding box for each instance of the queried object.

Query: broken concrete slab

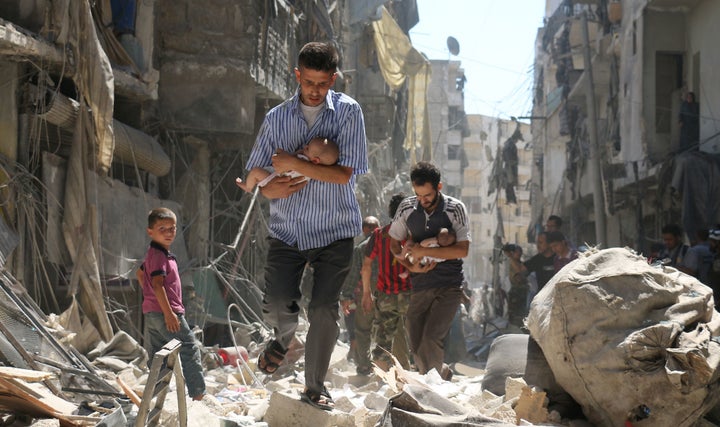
[263,390,354,427]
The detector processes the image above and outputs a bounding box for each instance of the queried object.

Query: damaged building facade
[0,0,428,376]
[530,0,720,250]
[463,117,533,286]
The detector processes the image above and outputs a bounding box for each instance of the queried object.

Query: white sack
[526,247,720,427]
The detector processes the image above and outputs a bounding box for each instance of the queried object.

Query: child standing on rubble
[138,207,206,401]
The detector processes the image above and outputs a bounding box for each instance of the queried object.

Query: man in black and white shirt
[389,161,470,380]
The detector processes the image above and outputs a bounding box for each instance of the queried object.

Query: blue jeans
[144,312,205,398]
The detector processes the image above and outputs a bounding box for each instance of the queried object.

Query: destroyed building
[0,0,446,422]
[530,0,720,250]
[0,0,429,346]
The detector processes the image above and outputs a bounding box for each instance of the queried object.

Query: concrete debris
[0,304,592,427]
[514,386,549,425]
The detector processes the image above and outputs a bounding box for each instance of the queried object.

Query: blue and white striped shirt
[246,88,368,250]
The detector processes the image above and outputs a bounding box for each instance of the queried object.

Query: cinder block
[263,390,354,427]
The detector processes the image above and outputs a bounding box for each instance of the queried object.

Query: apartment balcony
[0,13,157,101]
[566,33,613,106]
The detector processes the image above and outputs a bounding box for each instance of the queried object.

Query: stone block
[355,381,382,393]
[514,386,549,425]
[363,391,388,411]
[263,391,354,427]
[333,395,357,413]
[504,376,527,401]
[346,373,377,388]
[326,370,348,389]
[361,410,383,427]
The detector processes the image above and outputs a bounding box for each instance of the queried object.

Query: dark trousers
[406,286,463,375]
[262,237,353,392]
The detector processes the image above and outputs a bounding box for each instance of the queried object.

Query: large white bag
[526,247,720,426]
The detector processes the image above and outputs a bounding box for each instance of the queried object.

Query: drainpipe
[581,12,607,246]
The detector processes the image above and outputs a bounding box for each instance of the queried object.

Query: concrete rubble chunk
[504,376,527,401]
[333,395,357,413]
[363,391,389,411]
[514,386,549,425]
[263,390,354,427]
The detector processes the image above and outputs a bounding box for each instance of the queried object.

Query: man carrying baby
[389,161,470,380]
[236,137,339,193]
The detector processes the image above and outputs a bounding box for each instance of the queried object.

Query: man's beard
[423,192,439,211]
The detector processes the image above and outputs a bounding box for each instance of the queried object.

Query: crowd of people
[653,224,720,306]
[501,216,720,329]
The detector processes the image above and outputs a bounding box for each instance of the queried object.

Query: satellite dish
[446,36,460,56]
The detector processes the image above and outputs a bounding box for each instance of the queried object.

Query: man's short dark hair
[410,161,441,189]
[298,42,339,73]
[389,192,407,218]
[502,243,522,254]
[362,216,379,229]
[661,224,683,237]
[547,215,563,227]
[546,231,566,244]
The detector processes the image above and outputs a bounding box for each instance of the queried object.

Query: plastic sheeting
[371,6,431,160]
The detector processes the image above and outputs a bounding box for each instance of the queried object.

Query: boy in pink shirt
[139,207,206,400]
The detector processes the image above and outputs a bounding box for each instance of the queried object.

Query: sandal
[257,340,287,375]
[300,386,334,411]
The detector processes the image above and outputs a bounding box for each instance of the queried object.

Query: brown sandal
[257,340,286,374]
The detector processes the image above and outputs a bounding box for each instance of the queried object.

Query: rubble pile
[0,298,568,427]
[7,248,720,426]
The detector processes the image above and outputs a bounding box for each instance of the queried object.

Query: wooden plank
[0,377,77,415]
[0,392,87,427]
[115,375,141,407]
[0,366,54,382]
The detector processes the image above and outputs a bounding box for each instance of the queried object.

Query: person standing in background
[502,243,529,328]
[361,193,412,373]
[340,216,379,374]
[658,224,690,269]
[544,215,563,233]
[679,91,700,151]
[547,231,578,273]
